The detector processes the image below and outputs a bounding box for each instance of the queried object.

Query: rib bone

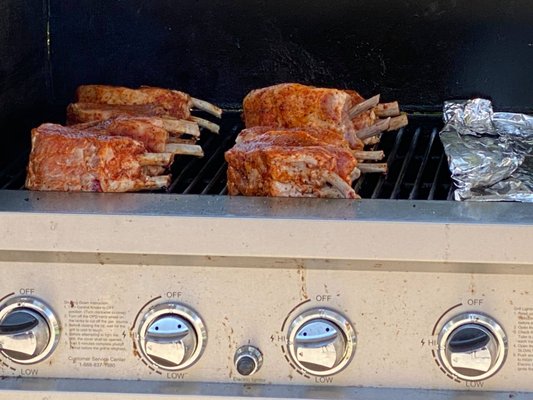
[190,116,220,134]
[165,143,204,157]
[167,136,198,144]
[387,113,409,131]
[348,94,380,119]
[163,119,201,137]
[138,153,173,166]
[190,97,223,118]
[358,163,388,174]
[324,171,358,199]
[375,102,400,118]
[318,187,361,199]
[144,175,171,189]
[350,167,361,182]
[364,135,381,146]
[352,150,385,161]
[143,166,166,176]
[355,117,391,140]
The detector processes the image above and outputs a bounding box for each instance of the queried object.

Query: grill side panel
[0,1,50,178]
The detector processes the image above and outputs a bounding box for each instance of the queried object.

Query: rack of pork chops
[25,85,221,192]
[225,83,408,199]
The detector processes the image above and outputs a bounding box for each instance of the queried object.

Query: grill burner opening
[0,112,452,200]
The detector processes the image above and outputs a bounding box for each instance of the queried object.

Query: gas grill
[2,1,533,400]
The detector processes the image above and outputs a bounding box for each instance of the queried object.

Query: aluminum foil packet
[440,99,533,201]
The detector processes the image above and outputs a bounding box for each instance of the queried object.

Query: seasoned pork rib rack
[72,85,222,133]
[26,83,225,193]
[25,124,171,192]
[244,84,357,135]
[72,116,203,157]
[235,126,386,172]
[236,126,358,149]
[243,83,407,146]
[228,81,407,200]
[67,103,202,137]
[225,127,362,199]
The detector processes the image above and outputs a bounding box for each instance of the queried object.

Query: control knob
[137,303,206,371]
[0,297,60,364]
[287,308,356,376]
[438,312,507,381]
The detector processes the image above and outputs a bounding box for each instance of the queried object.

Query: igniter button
[234,345,263,376]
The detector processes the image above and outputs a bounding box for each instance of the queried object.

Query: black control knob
[438,313,507,381]
[0,309,39,334]
[0,309,49,362]
[234,345,263,376]
[0,297,60,364]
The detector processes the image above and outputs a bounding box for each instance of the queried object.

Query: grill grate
[355,115,453,200]
[0,112,453,200]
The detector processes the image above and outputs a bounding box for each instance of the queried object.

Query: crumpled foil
[440,99,533,201]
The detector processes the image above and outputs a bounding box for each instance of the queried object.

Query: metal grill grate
[355,115,453,200]
[0,112,453,200]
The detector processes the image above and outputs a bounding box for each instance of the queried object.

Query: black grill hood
[3,0,533,115]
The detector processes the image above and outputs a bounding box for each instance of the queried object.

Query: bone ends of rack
[191,97,223,118]
[348,94,380,119]
[143,175,171,189]
[167,136,198,144]
[163,119,201,137]
[350,167,361,182]
[387,113,409,131]
[358,163,388,174]
[165,143,204,157]
[138,153,173,166]
[324,171,358,199]
[355,117,391,140]
[375,102,400,118]
[190,116,220,134]
[353,150,385,161]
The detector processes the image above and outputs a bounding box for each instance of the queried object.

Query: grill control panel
[0,260,531,392]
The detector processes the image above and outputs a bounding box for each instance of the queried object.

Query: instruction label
[65,300,128,353]
[514,306,533,372]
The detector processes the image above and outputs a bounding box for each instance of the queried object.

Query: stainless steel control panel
[0,259,531,392]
